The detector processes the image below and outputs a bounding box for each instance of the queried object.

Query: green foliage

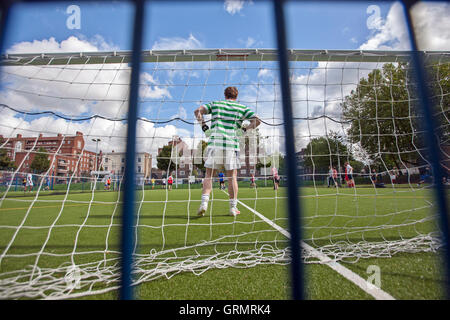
[0,138,15,170]
[192,140,208,172]
[349,160,364,173]
[303,133,353,172]
[256,160,271,170]
[0,149,15,170]
[30,147,50,174]
[156,144,179,174]
[428,62,450,143]
[342,62,449,169]
[277,154,285,176]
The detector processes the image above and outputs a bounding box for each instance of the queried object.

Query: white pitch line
[235,198,395,300]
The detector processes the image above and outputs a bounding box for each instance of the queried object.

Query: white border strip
[236,198,395,300]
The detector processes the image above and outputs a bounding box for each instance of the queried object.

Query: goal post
[0,48,449,299]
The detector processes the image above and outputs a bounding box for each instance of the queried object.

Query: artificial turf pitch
[0,184,445,299]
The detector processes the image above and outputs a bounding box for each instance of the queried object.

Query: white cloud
[0,106,185,159]
[2,36,173,117]
[257,68,272,78]
[360,2,450,51]
[151,33,203,50]
[7,35,118,54]
[288,1,450,151]
[411,2,450,51]
[224,0,246,15]
[0,36,179,156]
[139,72,172,100]
[238,36,262,48]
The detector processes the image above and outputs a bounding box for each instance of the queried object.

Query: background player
[272,166,280,190]
[167,174,173,191]
[345,162,354,188]
[218,171,225,190]
[25,173,33,192]
[250,174,256,188]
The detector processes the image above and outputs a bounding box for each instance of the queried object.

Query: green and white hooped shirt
[203,100,255,151]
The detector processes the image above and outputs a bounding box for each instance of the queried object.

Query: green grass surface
[0,184,446,300]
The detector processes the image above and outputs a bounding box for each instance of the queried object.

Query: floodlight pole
[92,138,101,172]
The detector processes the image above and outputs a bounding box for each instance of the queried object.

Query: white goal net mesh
[0,49,448,299]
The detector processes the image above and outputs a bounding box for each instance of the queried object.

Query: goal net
[0,49,448,299]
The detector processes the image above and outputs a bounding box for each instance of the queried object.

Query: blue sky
[5,1,393,51]
[1,1,449,157]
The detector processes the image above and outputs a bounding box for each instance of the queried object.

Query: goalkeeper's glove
[202,124,211,137]
[236,126,247,137]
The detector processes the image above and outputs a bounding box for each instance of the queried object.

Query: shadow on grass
[87,214,236,220]
[346,259,446,285]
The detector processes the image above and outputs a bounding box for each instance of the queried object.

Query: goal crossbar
[1,49,449,66]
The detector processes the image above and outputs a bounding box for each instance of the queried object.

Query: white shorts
[204,147,241,171]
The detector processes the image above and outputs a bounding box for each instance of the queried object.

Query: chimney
[57,133,62,137]
[76,131,83,136]
[39,133,43,138]
[17,134,22,138]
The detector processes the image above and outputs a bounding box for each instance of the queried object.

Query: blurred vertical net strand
[0,49,448,299]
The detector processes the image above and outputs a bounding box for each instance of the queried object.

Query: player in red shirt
[272,167,280,190]
[167,175,173,191]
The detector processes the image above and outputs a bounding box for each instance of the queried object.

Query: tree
[192,140,208,173]
[156,144,179,174]
[256,160,271,171]
[429,62,450,144]
[0,138,15,170]
[277,154,285,176]
[302,133,354,173]
[30,147,50,174]
[341,62,449,169]
[0,149,15,170]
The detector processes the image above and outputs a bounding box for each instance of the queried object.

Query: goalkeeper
[194,86,261,217]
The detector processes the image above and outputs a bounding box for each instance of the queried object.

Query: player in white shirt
[345,162,355,188]
[25,173,33,192]
[389,171,397,184]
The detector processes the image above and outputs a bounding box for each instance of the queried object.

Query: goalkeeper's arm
[194,105,209,132]
[242,116,261,132]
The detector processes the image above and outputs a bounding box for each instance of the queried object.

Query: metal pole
[176,139,178,189]
[92,138,100,171]
[273,0,304,300]
[401,0,450,299]
[0,1,12,57]
[120,0,145,300]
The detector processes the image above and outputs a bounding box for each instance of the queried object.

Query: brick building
[103,151,152,183]
[156,136,195,180]
[0,131,100,182]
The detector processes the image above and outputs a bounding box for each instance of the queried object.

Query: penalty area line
[235,197,395,300]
